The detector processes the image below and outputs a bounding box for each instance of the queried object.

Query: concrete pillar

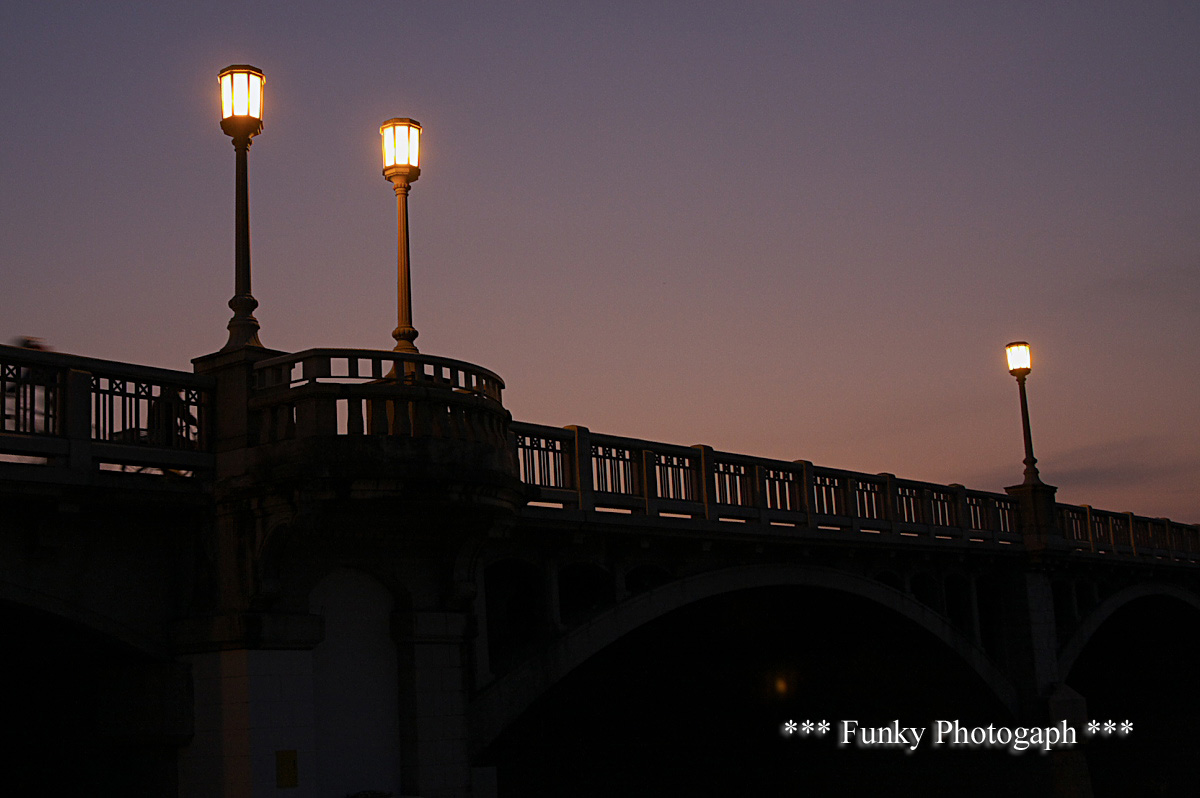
[1017,571,1061,703]
[1047,684,1092,798]
[178,649,318,798]
[397,611,491,797]
[1001,570,1094,798]
[311,570,402,797]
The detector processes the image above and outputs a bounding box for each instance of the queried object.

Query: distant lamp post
[1005,341,1042,485]
[218,65,266,350]
[380,118,422,353]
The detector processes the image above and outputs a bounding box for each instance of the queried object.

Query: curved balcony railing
[511,421,1200,561]
[249,348,509,447]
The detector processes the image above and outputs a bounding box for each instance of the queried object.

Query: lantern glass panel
[221,74,234,118]
[247,73,262,118]
[232,72,248,116]
[1006,343,1031,372]
[383,127,396,166]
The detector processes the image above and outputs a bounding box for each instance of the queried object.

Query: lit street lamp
[1005,341,1042,485]
[218,65,265,350]
[380,118,422,354]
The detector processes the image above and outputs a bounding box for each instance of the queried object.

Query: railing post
[1122,511,1137,556]
[64,369,93,472]
[987,497,1002,539]
[919,487,935,531]
[845,475,859,526]
[879,473,898,526]
[949,484,969,536]
[642,448,659,517]
[565,425,594,512]
[1004,480,1062,551]
[692,445,715,520]
[751,463,768,515]
[794,460,814,527]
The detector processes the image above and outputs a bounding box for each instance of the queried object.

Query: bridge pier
[1004,478,1095,798]
[1009,572,1094,797]
[178,648,319,798]
[177,345,520,797]
[398,610,496,797]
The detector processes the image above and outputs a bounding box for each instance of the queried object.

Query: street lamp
[218,65,266,350]
[380,118,422,354]
[1005,341,1042,485]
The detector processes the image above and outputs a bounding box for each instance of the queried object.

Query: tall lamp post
[1005,341,1042,486]
[380,118,422,354]
[1002,344,1082,791]
[218,65,266,351]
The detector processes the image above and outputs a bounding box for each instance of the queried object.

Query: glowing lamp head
[218,65,265,139]
[1006,341,1032,377]
[381,118,421,182]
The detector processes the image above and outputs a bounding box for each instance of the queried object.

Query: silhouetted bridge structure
[2,342,1197,796]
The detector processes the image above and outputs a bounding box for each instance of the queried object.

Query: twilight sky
[2,2,1197,522]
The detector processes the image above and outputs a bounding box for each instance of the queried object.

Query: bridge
[2,339,1196,796]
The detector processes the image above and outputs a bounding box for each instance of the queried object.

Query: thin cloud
[969,435,1200,498]
[1090,262,1200,304]
[1048,436,1200,490]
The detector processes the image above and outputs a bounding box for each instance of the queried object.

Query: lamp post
[218,65,265,351]
[1005,341,1042,486]
[380,118,422,354]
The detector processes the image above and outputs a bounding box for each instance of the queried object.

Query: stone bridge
[1,341,1197,796]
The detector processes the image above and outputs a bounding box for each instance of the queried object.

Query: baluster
[384,399,405,436]
[346,396,364,435]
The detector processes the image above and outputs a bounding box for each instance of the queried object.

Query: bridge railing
[248,348,509,447]
[510,422,1022,546]
[512,421,1199,559]
[1059,504,1199,559]
[0,344,213,480]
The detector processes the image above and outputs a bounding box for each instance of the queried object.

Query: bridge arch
[471,562,1018,752]
[1058,582,1200,680]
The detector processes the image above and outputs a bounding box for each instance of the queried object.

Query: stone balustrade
[511,421,1200,561]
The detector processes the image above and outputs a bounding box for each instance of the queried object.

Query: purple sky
[3,2,1197,522]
